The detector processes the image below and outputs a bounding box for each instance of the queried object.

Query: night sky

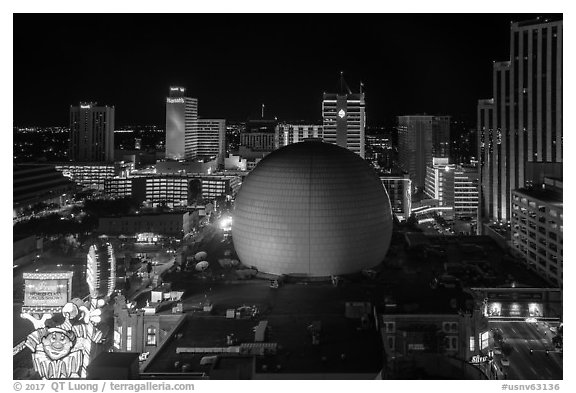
[13,13,555,128]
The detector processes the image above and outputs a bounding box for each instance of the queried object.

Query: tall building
[322,75,366,158]
[69,102,115,162]
[186,119,226,162]
[397,115,450,190]
[380,174,412,221]
[165,87,198,160]
[477,17,562,223]
[240,119,279,152]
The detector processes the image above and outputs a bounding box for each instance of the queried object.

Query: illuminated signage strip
[167,98,185,104]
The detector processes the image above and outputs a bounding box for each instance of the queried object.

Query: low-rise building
[224,154,248,171]
[155,159,219,175]
[98,211,199,237]
[424,158,479,219]
[112,295,186,365]
[54,161,134,190]
[376,291,491,379]
[104,174,241,206]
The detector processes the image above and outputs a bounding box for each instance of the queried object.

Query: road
[490,321,562,380]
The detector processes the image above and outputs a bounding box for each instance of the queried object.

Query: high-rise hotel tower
[397,115,451,190]
[69,102,115,162]
[478,17,562,223]
[165,87,198,160]
[322,75,366,158]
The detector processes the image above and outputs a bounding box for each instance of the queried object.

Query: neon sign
[21,300,105,379]
[167,98,185,104]
[470,355,489,364]
[23,272,73,314]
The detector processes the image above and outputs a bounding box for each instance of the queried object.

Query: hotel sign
[24,279,69,307]
[23,272,73,309]
[167,98,185,104]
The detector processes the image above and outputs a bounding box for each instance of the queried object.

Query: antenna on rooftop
[339,71,352,95]
[262,104,265,119]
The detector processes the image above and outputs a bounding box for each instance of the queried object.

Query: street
[489,321,562,380]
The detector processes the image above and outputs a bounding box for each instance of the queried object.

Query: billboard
[23,272,73,310]
[24,279,68,307]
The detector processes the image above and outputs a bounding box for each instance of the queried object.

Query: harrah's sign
[167,98,185,104]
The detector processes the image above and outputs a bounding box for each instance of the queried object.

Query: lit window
[445,335,458,351]
[147,327,157,346]
[383,321,395,333]
[126,326,132,351]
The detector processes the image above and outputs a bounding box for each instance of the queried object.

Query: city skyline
[12,11,565,382]
[13,13,558,128]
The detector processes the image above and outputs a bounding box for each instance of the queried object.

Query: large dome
[232,140,393,277]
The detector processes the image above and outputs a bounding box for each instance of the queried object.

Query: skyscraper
[397,115,450,190]
[187,119,226,162]
[322,75,366,158]
[477,17,562,223]
[69,102,115,162]
[165,87,198,160]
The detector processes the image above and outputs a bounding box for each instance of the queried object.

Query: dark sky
[13,13,554,128]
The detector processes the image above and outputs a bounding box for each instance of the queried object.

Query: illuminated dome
[232,140,393,277]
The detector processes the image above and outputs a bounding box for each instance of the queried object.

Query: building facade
[240,119,280,152]
[277,123,323,146]
[322,82,366,158]
[397,115,451,190]
[511,178,563,287]
[104,174,241,206]
[424,159,479,219]
[165,87,198,160]
[55,161,134,190]
[380,174,412,221]
[454,166,480,219]
[187,119,226,162]
[98,211,198,237]
[112,295,186,359]
[13,164,76,216]
[69,102,115,162]
[378,310,491,379]
[477,18,563,223]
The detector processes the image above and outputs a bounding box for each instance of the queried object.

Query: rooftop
[143,280,384,377]
[512,16,562,28]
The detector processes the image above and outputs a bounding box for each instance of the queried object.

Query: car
[500,358,510,367]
